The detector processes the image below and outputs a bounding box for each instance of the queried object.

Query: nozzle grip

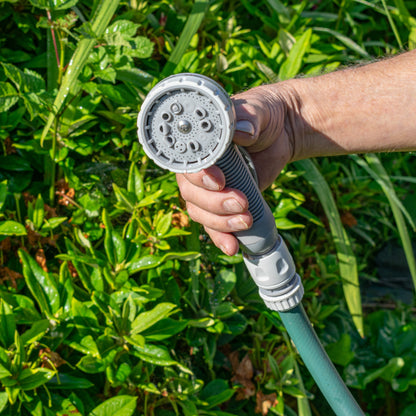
[215,145,278,255]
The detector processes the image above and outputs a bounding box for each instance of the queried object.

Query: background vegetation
[0,0,415,415]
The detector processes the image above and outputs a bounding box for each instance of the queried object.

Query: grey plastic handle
[137,73,278,255]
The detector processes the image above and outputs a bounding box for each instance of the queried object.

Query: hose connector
[243,236,304,311]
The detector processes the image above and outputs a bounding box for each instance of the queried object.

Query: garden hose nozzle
[137,73,303,312]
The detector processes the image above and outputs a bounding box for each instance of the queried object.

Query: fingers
[204,227,240,257]
[176,168,252,256]
[177,176,248,216]
[186,202,252,233]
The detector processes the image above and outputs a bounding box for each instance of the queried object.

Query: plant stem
[47,10,60,69]
[49,118,58,206]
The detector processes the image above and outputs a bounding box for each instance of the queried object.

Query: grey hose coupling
[243,236,304,311]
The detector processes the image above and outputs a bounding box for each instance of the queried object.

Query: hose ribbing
[216,145,264,222]
[279,305,364,416]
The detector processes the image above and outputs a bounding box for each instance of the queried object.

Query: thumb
[234,119,256,147]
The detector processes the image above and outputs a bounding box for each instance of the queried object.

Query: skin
[176,49,416,256]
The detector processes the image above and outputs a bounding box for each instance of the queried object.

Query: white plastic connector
[243,236,304,311]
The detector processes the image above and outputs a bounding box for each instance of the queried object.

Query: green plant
[0,0,415,414]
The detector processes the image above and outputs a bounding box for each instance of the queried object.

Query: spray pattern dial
[137,73,234,173]
[137,73,303,311]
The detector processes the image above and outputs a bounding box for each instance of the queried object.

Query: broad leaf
[130,303,177,335]
[18,249,60,318]
[89,395,137,416]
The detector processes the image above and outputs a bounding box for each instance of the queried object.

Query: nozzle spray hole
[200,120,212,132]
[162,112,172,121]
[188,140,200,153]
[195,107,207,119]
[164,136,175,147]
[159,122,171,135]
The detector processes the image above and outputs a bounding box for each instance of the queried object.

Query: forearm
[281,50,416,160]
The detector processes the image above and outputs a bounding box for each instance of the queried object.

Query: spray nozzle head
[137,73,236,173]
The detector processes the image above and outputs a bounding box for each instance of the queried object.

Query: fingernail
[202,174,220,190]
[228,216,250,230]
[236,120,255,136]
[219,244,230,255]
[223,198,244,213]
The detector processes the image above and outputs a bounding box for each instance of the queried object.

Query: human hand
[176,85,295,256]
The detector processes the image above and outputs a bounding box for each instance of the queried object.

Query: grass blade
[278,29,312,80]
[294,159,363,337]
[41,0,120,144]
[380,0,403,49]
[314,27,370,58]
[351,154,416,290]
[162,0,209,77]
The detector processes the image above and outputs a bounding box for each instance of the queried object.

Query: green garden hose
[279,305,364,415]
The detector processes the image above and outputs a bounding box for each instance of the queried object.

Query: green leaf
[130,303,177,335]
[199,379,235,409]
[0,157,32,175]
[28,0,79,10]
[0,82,19,112]
[2,63,45,93]
[0,362,12,379]
[0,300,16,348]
[18,368,55,390]
[213,269,236,303]
[0,181,7,212]
[71,298,100,330]
[314,27,370,58]
[162,0,209,76]
[400,403,416,416]
[105,20,139,40]
[155,212,172,236]
[96,84,138,107]
[41,0,120,144]
[115,68,153,88]
[279,29,312,80]
[294,159,363,336]
[113,184,135,212]
[325,334,355,366]
[141,318,187,341]
[136,189,164,208]
[92,291,121,318]
[112,230,127,265]
[127,251,200,273]
[33,194,45,230]
[363,357,405,386]
[0,392,8,413]
[128,37,154,59]
[265,0,291,22]
[132,344,177,366]
[352,154,416,291]
[47,373,94,389]
[20,320,49,346]
[1,63,24,91]
[77,349,118,374]
[102,208,116,266]
[89,395,137,416]
[127,163,144,201]
[18,249,60,318]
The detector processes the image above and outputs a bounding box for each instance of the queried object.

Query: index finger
[178,165,226,191]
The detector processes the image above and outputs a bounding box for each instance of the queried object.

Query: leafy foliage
[0,0,415,415]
